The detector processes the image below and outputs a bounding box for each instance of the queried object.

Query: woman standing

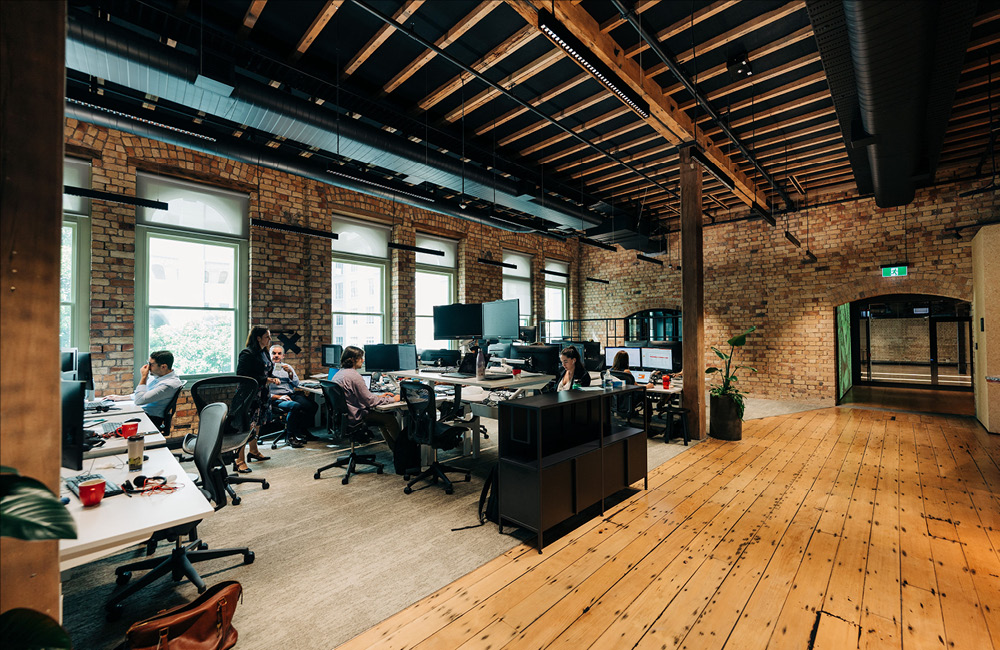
[233,325,276,472]
[555,345,591,391]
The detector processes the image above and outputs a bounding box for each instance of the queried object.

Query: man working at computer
[107,350,183,429]
[268,343,318,448]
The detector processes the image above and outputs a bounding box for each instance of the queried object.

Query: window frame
[61,158,92,351]
[414,233,457,350]
[502,250,533,326]
[330,250,389,346]
[543,259,569,340]
[134,224,248,384]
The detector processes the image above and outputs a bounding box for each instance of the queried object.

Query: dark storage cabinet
[497,387,647,551]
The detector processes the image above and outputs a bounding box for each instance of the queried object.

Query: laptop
[443,352,491,378]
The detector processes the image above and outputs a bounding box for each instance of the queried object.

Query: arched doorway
[844,294,973,392]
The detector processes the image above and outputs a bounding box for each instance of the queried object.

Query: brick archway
[826,276,971,308]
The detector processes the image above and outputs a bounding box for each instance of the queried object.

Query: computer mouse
[125,418,141,423]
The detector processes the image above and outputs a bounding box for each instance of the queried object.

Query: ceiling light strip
[586,277,610,284]
[66,98,216,141]
[578,236,618,252]
[325,169,434,202]
[251,217,339,240]
[387,242,444,256]
[477,258,517,270]
[64,185,169,210]
[636,253,664,266]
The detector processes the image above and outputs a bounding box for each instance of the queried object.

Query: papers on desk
[460,386,489,403]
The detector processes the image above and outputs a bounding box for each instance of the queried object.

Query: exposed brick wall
[64,119,576,434]
[578,182,986,402]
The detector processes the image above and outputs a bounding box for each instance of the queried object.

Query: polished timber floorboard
[337,408,999,650]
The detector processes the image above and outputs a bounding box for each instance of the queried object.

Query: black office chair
[158,380,186,437]
[106,403,254,618]
[314,380,384,484]
[257,401,291,449]
[187,376,270,504]
[656,392,690,446]
[400,381,471,495]
[610,370,643,426]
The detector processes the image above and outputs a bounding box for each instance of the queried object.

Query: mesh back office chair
[258,401,292,449]
[106,403,254,618]
[158,380,186,436]
[610,371,643,426]
[186,376,270,504]
[400,381,471,495]
[313,380,384,484]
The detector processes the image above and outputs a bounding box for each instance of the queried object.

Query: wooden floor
[841,385,975,416]
[336,407,1000,650]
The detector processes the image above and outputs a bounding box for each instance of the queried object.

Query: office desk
[60,447,213,571]
[392,370,553,401]
[85,398,145,417]
[83,410,165,459]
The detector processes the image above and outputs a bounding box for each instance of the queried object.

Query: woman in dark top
[555,345,591,391]
[234,325,277,472]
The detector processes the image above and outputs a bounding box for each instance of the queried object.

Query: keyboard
[100,422,121,435]
[64,473,123,499]
[420,368,449,374]
[481,374,513,381]
[441,372,474,378]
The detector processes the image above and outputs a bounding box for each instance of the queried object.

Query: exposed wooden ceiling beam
[499,91,612,147]
[537,118,648,165]
[289,1,343,62]
[445,49,564,122]
[383,1,496,94]
[557,133,660,173]
[622,0,738,59]
[519,106,631,156]
[238,0,268,39]
[678,52,822,112]
[600,0,660,33]
[343,0,425,78]
[418,25,539,111]
[698,72,827,125]
[475,73,589,136]
[514,0,768,208]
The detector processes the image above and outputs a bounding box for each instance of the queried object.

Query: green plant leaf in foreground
[0,475,77,541]
[0,608,72,650]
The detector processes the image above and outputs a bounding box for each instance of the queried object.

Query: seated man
[108,350,183,429]
[269,343,318,448]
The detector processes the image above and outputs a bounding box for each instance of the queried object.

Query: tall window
[544,259,569,340]
[136,173,248,378]
[414,235,457,350]
[332,217,388,347]
[61,158,92,349]
[502,250,532,326]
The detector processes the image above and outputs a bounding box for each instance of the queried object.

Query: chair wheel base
[244,551,255,564]
[232,495,242,506]
[262,481,270,489]
[445,488,454,495]
[313,472,321,480]
[464,474,471,482]
[376,467,384,474]
[116,571,131,586]
[342,477,349,485]
[403,486,413,494]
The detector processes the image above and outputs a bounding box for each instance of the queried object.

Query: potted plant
[705,326,757,440]
[0,466,77,649]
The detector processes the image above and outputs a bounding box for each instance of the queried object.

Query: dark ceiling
[64,0,999,249]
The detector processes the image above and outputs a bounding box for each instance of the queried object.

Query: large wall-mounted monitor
[605,346,641,369]
[321,344,344,368]
[482,299,519,339]
[432,303,483,340]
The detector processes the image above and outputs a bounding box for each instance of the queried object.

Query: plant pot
[710,394,742,441]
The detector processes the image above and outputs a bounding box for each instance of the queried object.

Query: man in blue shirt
[269,344,318,447]
[111,350,183,429]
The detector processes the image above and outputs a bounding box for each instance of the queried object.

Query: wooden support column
[679,145,706,440]
[0,0,66,618]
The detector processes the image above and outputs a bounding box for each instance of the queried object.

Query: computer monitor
[605,346,641,369]
[61,347,78,373]
[641,347,673,371]
[511,344,560,375]
[518,325,537,343]
[482,299,519,339]
[61,380,86,471]
[321,344,344,368]
[432,303,483,340]
[77,351,95,393]
[363,344,418,372]
[487,340,512,359]
[420,349,462,367]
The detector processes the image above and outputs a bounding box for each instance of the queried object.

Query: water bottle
[476,347,486,380]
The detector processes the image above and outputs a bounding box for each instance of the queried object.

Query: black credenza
[497,387,648,551]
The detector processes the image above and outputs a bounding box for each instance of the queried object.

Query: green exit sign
[882,265,908,278]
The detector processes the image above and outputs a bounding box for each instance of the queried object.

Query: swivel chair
[655,392,690,446]
[400,381,471,495]
[186,376,270,504]
[158,379,186,437]
[107,403,254,618]
[610,370,643,426]
[257,401,291,449]
[314,380,384,484]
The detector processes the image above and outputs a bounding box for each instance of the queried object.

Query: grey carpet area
[60,416,697,650]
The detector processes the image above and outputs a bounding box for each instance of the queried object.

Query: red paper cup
[663,376,671,389]
[512,368,521,377]
[78,478,106,507]
[119,422,139,437]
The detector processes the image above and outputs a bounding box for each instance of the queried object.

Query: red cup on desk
[512,367,521,379]
[663,376,671,389]
[119,422,139,438]
[78,478,106,507]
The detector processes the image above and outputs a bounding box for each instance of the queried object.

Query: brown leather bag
[124,581,242,650]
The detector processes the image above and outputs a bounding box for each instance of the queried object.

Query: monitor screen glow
[605,346,641,369]
[641,347,673,371]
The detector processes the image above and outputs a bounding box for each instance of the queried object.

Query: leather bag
[124,581,242,650]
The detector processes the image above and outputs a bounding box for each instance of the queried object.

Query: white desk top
[392,369,553,391]
[85,398,146,417]
[83,410,164,459]
[60,447,213,571]
[647,383,683,395]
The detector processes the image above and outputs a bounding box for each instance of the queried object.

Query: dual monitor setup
[605,344,683,373]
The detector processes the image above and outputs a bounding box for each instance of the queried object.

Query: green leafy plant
[705,326,758,419]
[0,466,76,650]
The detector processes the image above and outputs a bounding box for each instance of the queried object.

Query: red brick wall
[577,182,984,402]
[64,119,576,434]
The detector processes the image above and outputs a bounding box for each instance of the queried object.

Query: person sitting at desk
[107,350,182,429]
[611,350,654,389]
[332,345,402,450]
[269,343,318,448]
[556,345,591,391]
